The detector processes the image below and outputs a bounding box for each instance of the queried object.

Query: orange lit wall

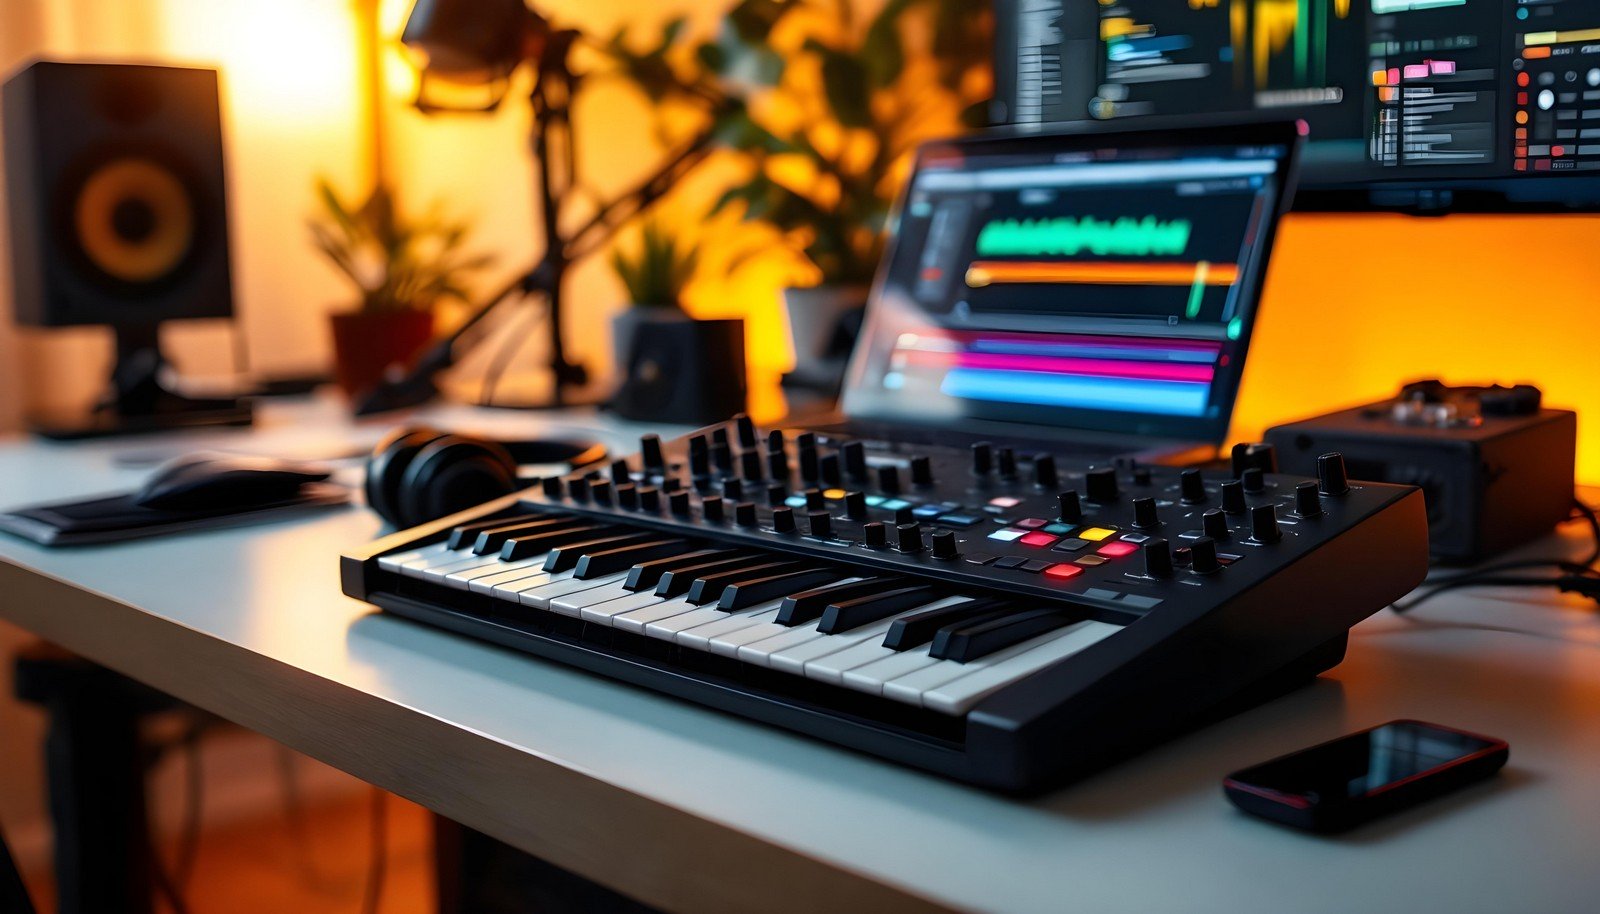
[1237,214,1600,485]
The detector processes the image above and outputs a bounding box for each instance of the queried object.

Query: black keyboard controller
[342,415,1428,792]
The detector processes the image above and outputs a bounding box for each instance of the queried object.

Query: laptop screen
[841,119,1303,445]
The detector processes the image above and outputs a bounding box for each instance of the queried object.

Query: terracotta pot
[328,309,435,399]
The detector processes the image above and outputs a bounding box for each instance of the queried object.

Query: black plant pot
[610,312,747,425]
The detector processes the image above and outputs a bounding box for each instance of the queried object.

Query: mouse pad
[0,483,351,547]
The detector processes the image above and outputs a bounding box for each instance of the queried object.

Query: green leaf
[862,0,911,88]
[808,40,872,128]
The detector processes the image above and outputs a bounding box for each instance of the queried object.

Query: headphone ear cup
[364,427,446,527]
[396,435,520,528]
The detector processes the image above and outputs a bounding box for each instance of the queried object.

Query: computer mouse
[135,453,332,511]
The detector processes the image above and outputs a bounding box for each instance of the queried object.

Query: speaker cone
[72,156,194,284]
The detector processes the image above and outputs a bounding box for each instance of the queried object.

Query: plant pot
[610,306,682,382]
[328,309,435,399]
[782,285,868,396]
[610,310,746,425]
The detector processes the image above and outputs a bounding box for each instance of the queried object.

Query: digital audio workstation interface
[844,132,1294,437]
[998,0,1600,207]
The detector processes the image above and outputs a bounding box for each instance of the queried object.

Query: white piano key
[840,650,941,696]
[422,554,509,584]
[920,621,1121,715]
[577,590,669,626]
[518,572,631,610]
[468,563,555,595]
[452,556,544,584]
[486,568,575,600]
[703,614,800,658]
[611,597,697,634]
[736,624,832,668]
[773,617,904,676]
[881,649,1007,706]
[673,603,784,651]
[802,597,969,684]
[548,579,639,617]
[641,604,736,642]
[377,544,443,573]
[399,546,483,574]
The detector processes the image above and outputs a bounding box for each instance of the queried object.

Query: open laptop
[823,116,1305,464]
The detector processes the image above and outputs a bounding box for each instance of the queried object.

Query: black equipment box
[1265,381,1576,564]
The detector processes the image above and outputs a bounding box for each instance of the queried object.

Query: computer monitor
[841,118,1303,446]
[993,0,1600,212]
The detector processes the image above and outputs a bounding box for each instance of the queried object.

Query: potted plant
[608,219,747,423]
[608,0,992,393]
[309,181,493,398]
[609,218,702,371]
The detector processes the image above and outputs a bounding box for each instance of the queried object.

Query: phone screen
[1237,721,1500,800]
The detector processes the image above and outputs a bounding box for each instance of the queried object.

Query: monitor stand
[29,323,253,440]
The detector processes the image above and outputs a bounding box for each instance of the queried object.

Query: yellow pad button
[1078,527,1117,542]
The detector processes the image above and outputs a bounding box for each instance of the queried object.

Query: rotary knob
[1250,503,1281,543]
[739,449,764,481]
[841,441,867,481]
[862,521,888,548]
[1058,490,1083,523]
[733,413,757,448]
[541,476,564,499]
[878,465,901,494]
[669,490,690,516]
[735,501,758,527]
[590,480,612,506]
[971,442,994,476]
[910,455,934,487]
[804,488,826,511]
[1202,508,1229,540]
[895,522,924,553]
[819,453,842,486]
[930,530,959,560]
[1143,538,1174,578]
[616,484,638,510]
[1132,496,1161,530]
[638,486,661,513]
[1317,452,1351,496]
[807,510,832,539]
[997,447,1018,479]
[772,506,796,533]
[1179,469,1207,504]
[766,482,787,507]
[1033,453,1058,488]
[844,491,868,520]
[687,437,709,478]
[702,495,725,523]
[721,477,742,501]
[1241,467,1266,494]
[566,477,590,502]
[1086,467,1119,503]
[640,434,665,470]
[611,459,633,486]
[1189,537,1221,574]
[1220,480,1247,515]
[1294,481,1323,518]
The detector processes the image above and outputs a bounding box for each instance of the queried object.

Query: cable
[359,788,389,914]
[141,714,208,914]
[1391,496,1600,615]
[478,296,544,407]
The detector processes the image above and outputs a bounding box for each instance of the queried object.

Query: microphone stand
[355,28,723,417]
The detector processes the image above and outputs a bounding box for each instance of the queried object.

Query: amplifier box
[1265,384,1576,564]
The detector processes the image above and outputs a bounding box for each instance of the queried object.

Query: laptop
[817,116,1305,465]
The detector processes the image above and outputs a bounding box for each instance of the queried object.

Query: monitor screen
[841,120,1302,444]
[993,0,1600,212]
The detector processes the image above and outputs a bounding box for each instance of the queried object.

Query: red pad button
[1097,541,1139,558]
[1019,531,1059,548]
[1043,563,1083,580]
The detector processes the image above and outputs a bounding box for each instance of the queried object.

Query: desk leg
[432,815,661,914]
[14,648,162,914]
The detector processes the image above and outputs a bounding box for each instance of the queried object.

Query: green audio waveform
[975,216,1193,258]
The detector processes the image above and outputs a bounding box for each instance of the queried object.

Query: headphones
[364,426,607,528]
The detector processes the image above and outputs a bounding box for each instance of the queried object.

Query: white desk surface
[1,400,1597,914]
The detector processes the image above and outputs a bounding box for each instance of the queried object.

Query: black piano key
[624,548,743,591]
[715,568,840,611]
[447,514,542,550]
[499,524,616,561]
[684,560,809,606]
[572,538,691,579]
[930,608,1080,663]
[776,576,907,627]
[881,598,1012,651]
[470,516,586,555]
[655,554,772,598]
[543,532,661,573]
[816,585,940,635]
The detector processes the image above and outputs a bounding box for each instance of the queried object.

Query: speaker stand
[29,323,254,440]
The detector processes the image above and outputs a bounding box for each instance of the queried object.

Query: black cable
[360,788,389,914]
[478,295,544,407]
[173,724,204,890]
[1391,496,1600,615]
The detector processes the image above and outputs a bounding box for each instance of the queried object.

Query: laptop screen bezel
[839,116,1305,448]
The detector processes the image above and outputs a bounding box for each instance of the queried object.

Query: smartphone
[1223,720,1508,832]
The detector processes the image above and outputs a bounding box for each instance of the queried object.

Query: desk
[1,400,1597,914]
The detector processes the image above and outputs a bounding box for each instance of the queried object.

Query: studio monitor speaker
[3,60,233,326]
[2,60,249,436]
